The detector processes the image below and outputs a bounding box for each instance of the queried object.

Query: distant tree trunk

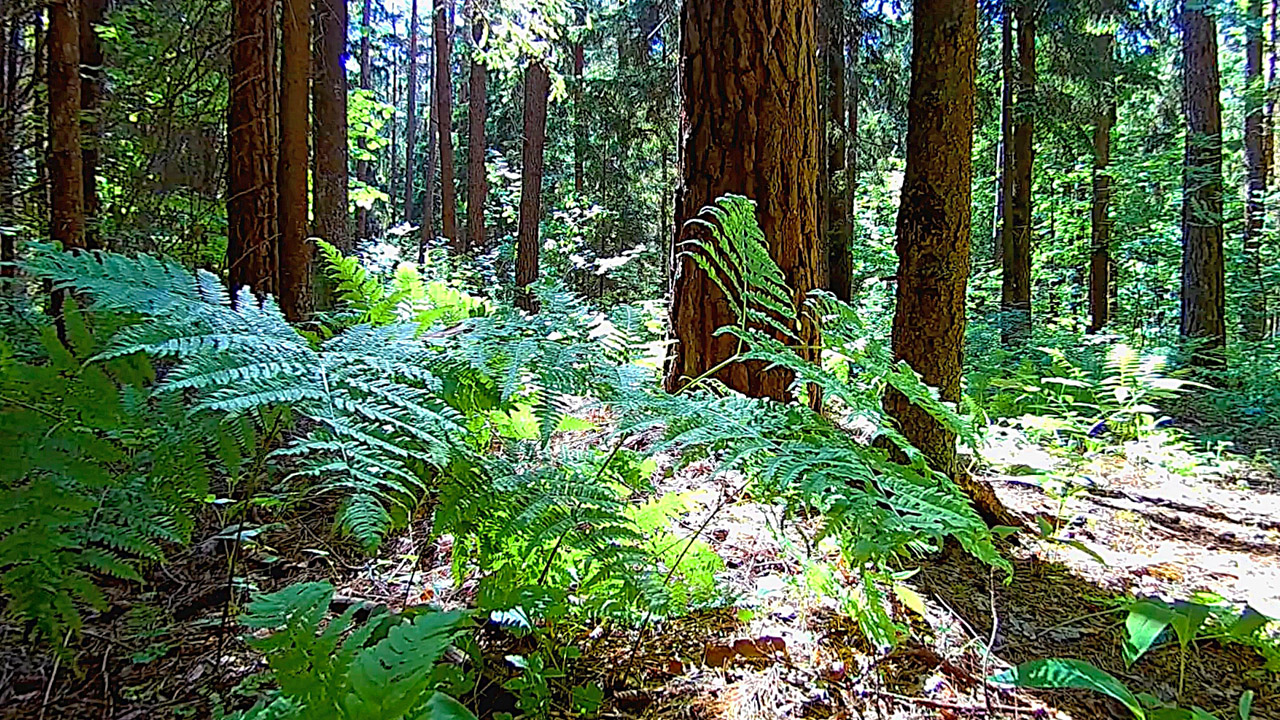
[0,19,15,278]
[995,2,1012,264]
[516,60,549,312]
[466,0,487,251]
[435,0,459,250]
[665,0,823,402]
[1181,3,1226,363]
[846,16,859,297]
[278,0,311,321]
[573,7,585,196]
[1002,1,1034,343]
[1088,33,1114,334]
[50,0,85,254]
[889,0,1017,527]
[228,0,278,298]
[389,24,399,221]
[1245,0,1268,339]
[79,0,105,250]
[1268,0,1277,189]
[418,23,437,263]
[404,0,418,223]
[313,0,350,252]
[356,0,372,239]
[825,0,851,302]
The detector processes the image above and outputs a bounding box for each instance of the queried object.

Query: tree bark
[435,0,459,250]
[1002,1,1034,343]
[356,0,372,239]
[1088,32,1114,334]
[1181,3,1226,363]
[228,0,278,298]
[0,19,15,278]
[404,0,418,223]
[995,1,1012,265]
[313,0,350,252]
[50,0,85,253]
[278,0,312,321]
[79,0,106,250]
[466,0,487,251]
[665,0,823,402]
[572,6,585,196]
[516,60,549,312]
[419,19,437,263]
[846,15,859,297]
[1245,0,1268,339]
[825,0,851,302]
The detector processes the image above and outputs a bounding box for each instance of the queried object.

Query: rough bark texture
[419,23,437,263]
[1181,5,1226,362]
[435,0,459,250]
[1268,0,1277,187]
[466,0,487,252]
[356,0,372,238]
[573,9,585,196]
[228,0,277,298]
[1002,2,1034,343]
[888,0,1015,527]
[846,17,859,297]
[313,0,349,252]
[278,0,311,321]
[516,60,549,312]
[995,2,1012,265]
[404,0,418,223]
[665,0,823,401]
[50,0,86,253]
[824,0,850,302]
[1245,0,1268,339]
[0,20,14,278]
[79,0,106,250]
[1089,32,1114,334]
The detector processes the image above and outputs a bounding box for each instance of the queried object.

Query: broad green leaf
[1170,602,1211,650]
[1227,607,1270,639]
[990,658,1145,720]
[422,692,478,720]
[1124,600,1175,668]
[1240,690,1254,720]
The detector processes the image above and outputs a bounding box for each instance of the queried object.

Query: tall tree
[995,1,1012,264]
[888,0,1015,526]
[228,0,278,297]
[419,18,437,264]
[0,19,16,278]
[665,0,823,401]
[79,0,106,249]
[572,6,585,196]
[50,0,86,253]
[1245,0,1268,338]
[356,0,373,239]
[435,0,459,250]
[825,0,851,302]
[1088,31,1114,334]
[313,0,350,252]
[278,0,311,320]
[1181,1,1226,362]
[1002,0,1035,342]
[466,0,487,251]
[516,59,549,312]
[405,0,419,223]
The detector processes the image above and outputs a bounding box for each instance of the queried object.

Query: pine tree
[1002,0,1034,343]
[435,0,459,250]
[1089,31,1115,334]
[50,0,86,253]
[279,0,312,320]
[227,0,277,297]
[466,0,487,252]
[405,0,419,223]
[313,0,350,252]
[79,0,106,250]
[1245,0,1268,339]
[516,60,549,312]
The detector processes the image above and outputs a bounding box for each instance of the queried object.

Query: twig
[984,566,998,715]
[864,689,1032,714]
[39,631,72,720]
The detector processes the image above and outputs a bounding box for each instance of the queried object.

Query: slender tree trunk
[435,0,459,250]
[389,26,399,222]
[228,0,278,298]
[1089,33,1114,334]
[665,0,823,402]
[356,0,372,239]
[825,0,851,302]
[995,2,1012,264]
[846,16,860,298]
[404,0,418,223]
[418,17,437,263]
[79,0,105,250]
[50,0,85,254]
[1246,0,1268,339]
[0,19,14,278]
[278,0,311,320]
[1181,3,1226,363]
[1002,2,1034,343]
[313,0,350,252]
[466,0,487,251]
[573,6,585,196]
[516,60,549,312]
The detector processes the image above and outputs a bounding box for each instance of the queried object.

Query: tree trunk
[404,0,418,223]
[389,25,399,221]
[466,0,487,252]
[278,0,311,321]
[825,0,851,302]
[995,2,1012,265]
[313,0,349,252]
[356,0,372,239]
[573,6,585,196]
[435,0,459,250]
[50,0,85,253]
[0,19,15,278]
[419,21,437,263]
[1246,0,1268,339]
[79,0,105,250]
[665,0,823,402]
[1181,3,1226,363]
[1088,33,1114,334]
[888,0,1017,527]
[846,16,859,297]
[516,60,549,313]
[1002,2,1034,343]
[228,0,278,298]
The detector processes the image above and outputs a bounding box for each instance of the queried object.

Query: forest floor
[2,408,1279,720]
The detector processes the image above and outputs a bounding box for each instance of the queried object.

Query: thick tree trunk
[79,0,105,250]
[435,0,459,250]
[50,0,85,253]
[1181,4,1226,363]
[278,0,311,321]
[228,0,278,298]
[1245,0,1268,339]
[665,0,823,402]
[419,22,437,263]
[516,60,549,312]
[313,0,350,252]
[825,0,851,302]
[466,0,487,251]
[1088,33,1114,334]
[995,2,1012,265]
[889,0,1017,527]
[357,0,372,239]
[1002,2,1034,343]
[404,0,418,223]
